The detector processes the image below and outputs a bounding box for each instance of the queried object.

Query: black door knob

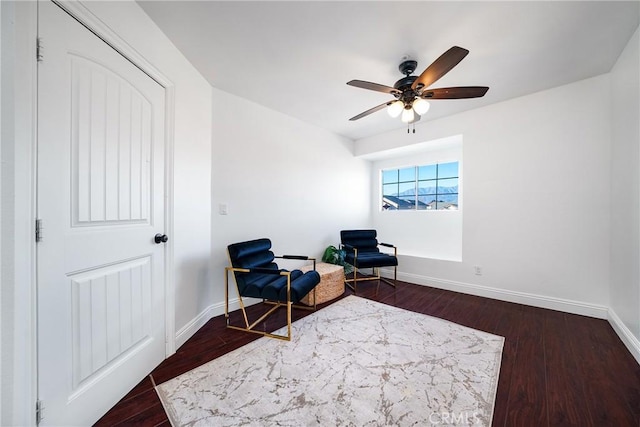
[154,233,168,244]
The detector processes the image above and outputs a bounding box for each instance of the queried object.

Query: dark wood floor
[95,280,640,426]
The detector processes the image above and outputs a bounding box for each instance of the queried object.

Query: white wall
[356,75,612,317]
[209,88,370,313]
[2,1,212,424]
[610,26,640,349]
[368,140,463,261]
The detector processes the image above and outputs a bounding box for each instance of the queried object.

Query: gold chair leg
[225,267,295,341]
[287,301,292,340]
[379,275,397,288]
[225,269,229,319]
[353,265,358,294]
[344,265,397,291]
[379,278,396,287]
[246,303,281,330]
[225,267,251,328]
[344,266,352,291]
[226,301,293,341]
[345,268,359,294]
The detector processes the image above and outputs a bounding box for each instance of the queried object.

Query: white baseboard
[381,269,609,319]
[174,298,239,349]
[174,301,228,349]
[607,308,640,365]
[174,297,262,349]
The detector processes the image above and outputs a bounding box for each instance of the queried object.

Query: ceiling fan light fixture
[401,106,415,123]
[387,100,404,118]
[412,98,430,115]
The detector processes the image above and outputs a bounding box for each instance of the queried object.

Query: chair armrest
[278,255,309,260]
[378,242,398,257]
[379,242,397,257]
[276,255,317,270]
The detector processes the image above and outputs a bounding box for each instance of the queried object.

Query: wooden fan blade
[347,80,400,95]
[411,46,469,91]
[421,86,489,99]
[349,101,392,121]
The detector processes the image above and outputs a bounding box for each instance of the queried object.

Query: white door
[37,2,167,425]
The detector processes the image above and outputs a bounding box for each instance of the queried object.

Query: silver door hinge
[36,37,43,62]
[36,400,44,424]
[36,219,43,242]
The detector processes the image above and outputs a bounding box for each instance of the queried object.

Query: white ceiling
[138,1,639,141]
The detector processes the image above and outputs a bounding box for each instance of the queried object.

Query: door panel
[37,2,166,425]
[68,256,152,392]
[70,54,153,226]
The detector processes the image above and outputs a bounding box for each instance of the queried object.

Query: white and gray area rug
[156,296,504,426]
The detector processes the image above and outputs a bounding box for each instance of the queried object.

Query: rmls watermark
[428,411,482,425]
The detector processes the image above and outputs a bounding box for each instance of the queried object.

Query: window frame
[380,161,460,211]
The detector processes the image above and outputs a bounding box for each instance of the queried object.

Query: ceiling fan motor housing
[398,59,417,76]
[394,76,418,91]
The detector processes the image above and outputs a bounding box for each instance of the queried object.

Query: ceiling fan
[347,46,489,125]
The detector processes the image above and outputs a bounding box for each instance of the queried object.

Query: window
[381,161,459,211]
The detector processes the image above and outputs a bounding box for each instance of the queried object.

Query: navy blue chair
[225,238,320,341]
[340,229,398,294]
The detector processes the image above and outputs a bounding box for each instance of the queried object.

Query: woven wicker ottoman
[300,262,345,306]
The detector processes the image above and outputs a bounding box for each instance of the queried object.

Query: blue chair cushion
[344,252,398,269]
[279,269,320,302]
[227,238,320,303]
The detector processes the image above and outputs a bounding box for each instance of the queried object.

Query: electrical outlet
[474,266,482,276]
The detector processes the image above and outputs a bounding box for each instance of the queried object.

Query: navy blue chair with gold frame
[340,229,398,294]
[225,238,320,341]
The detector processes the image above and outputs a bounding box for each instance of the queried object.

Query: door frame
[22,0,176,424]
[46,0,176,352]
